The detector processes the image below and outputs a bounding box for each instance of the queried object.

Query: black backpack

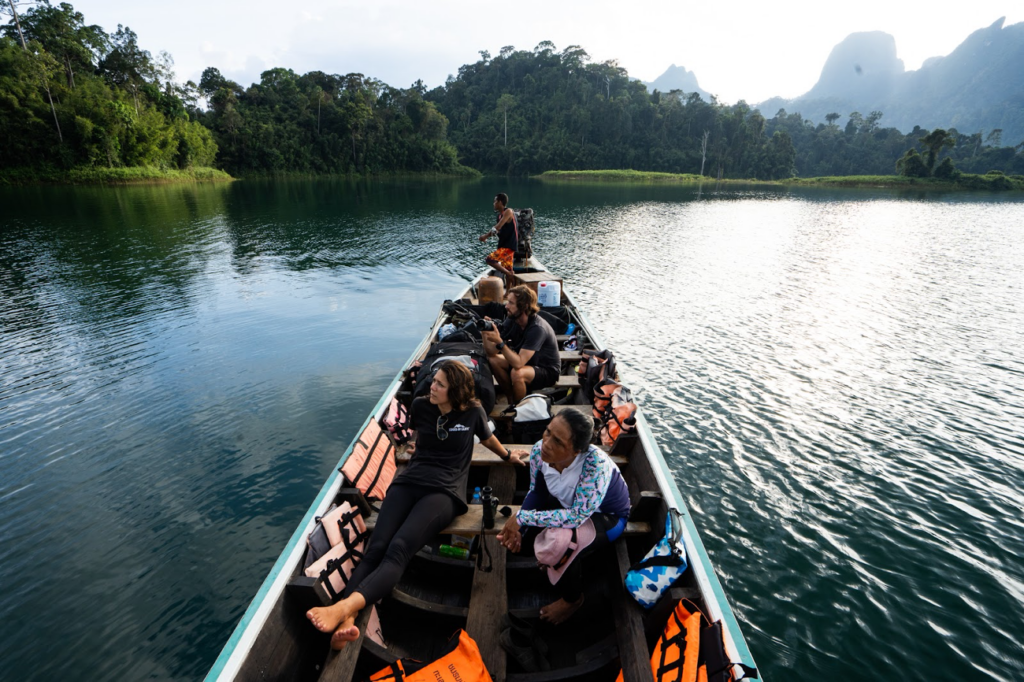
[513,208,534,260]
[413,341,497,415]
[575,349,617,407]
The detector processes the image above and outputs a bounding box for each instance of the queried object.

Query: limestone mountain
[644,64,710,101]
[758,18,1024,146]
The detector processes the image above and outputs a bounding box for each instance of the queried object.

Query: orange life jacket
[616,600,758,682]
[340,418,396,501]
[369,629,493,682]
[593,380,637,447]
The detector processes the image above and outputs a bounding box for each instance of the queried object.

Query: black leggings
[341,483,459,605]
[520,513,618,603]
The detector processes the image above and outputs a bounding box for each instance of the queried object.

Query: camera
[481,319,495,332]
[481,486,497,529]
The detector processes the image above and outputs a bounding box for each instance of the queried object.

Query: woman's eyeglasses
[436,414,449,441]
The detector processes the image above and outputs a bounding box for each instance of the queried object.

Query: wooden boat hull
[205,258,758,681]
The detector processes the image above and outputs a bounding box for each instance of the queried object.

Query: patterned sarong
[485,247,514,274]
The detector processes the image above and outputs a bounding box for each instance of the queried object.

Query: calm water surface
[2,179,1023,680]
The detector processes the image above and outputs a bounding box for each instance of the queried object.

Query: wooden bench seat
[364,505,651,537]
[492,372,580,390]
[396,443,626,467]
[559,350,582,362]
[490,400,591,420]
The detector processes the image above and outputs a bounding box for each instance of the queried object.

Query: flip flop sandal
[499,627,550,673]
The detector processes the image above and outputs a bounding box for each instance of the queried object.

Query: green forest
[3,2,1023,184]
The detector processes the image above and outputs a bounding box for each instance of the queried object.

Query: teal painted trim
[206,277,468,680]
[568,286,756,670]
[636,414,757,670]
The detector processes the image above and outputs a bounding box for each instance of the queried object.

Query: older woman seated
[498,409,631,623]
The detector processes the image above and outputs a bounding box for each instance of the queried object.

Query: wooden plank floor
[466,466,516,680]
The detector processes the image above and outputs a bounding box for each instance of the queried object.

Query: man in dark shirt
[479,192,518,288]
[483,285,561,404]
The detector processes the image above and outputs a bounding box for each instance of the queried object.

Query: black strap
[629,553,685,572]
[656,610,688,681]
[318,548,364,600]
[349,429,381,484]
[379,662,404,682]
[475,520,492,573]
[356,429,391,496]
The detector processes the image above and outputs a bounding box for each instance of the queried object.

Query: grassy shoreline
[0,166,234,186]
[233,166,482,181]
[537,169,1024,191]
[1,165,482,186]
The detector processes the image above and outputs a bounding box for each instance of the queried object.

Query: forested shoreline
[3,3,1023,186]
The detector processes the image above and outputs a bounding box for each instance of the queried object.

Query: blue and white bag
[624,512,688,608]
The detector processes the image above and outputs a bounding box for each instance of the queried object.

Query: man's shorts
[485,247,514,273]
[526,365,559,391]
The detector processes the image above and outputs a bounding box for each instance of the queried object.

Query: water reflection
[2,180,1024,680]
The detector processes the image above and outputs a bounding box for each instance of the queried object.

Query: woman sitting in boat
[307,361,528,648]
[497,409,631,624]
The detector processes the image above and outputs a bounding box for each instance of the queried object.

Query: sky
[57,0,1022,104]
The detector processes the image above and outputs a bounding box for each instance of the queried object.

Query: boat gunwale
[557,273,756,677]
[204,282,463,681]
[206,262,757,680]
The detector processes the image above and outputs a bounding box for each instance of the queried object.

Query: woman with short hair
[498,409,631,623]
[307,361,526,648]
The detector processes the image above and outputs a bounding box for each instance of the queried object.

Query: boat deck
[206,258,757,682]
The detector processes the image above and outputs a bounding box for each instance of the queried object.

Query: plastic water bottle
[565,323,576,335]
[439,544,470,559]
[471,487,481,504]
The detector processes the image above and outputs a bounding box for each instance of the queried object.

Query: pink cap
[534,518,597,584]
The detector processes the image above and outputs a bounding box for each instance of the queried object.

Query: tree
[97,24,156,114]
[825,112,840,128]
[845,111,862,135]
[896,148,929,177]
[0,0,32,49]
[933,156,958,179]
[700,129,710,176]
[11,2,107,89]
[496,93,515,146]
[862,110,883,134]
[918,128,956,172]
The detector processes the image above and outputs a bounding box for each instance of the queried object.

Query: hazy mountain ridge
[756,18,1024,145]
[643,64,711,101]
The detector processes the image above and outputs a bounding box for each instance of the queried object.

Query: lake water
[2,179,1023,680]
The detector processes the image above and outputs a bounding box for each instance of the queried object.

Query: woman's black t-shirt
[391,397,492,513]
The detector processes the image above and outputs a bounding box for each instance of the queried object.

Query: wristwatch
[496,341,505,351]
[501,448,512,461]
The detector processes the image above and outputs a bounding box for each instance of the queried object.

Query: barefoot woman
[307,361,526,648]
[497,409,631,624]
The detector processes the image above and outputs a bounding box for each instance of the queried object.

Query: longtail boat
[205,249,759,682]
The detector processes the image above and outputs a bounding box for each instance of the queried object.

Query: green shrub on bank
[0,166,232,185]
[539,170,715,183]
[538,170,1023,191]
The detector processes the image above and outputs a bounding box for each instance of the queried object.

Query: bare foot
[330,615,360,650]
[307,601,353,634]
[539,595,584,625]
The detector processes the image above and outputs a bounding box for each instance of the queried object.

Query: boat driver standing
[479,192,518,288]
[482,285,561,404]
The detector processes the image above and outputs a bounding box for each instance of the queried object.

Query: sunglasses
[436,414,449,441]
